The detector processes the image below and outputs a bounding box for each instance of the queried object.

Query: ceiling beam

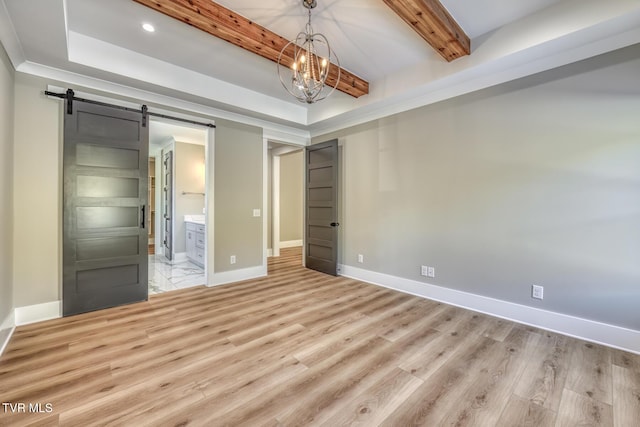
[382,0,470,61]
[132,0,369,98]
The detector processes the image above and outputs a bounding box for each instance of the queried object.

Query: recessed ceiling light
[142,23,155,33]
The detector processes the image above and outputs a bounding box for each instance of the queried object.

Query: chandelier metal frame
[277,0,341,104]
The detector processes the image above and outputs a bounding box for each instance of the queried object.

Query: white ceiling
[1,0,639,141]
[149,120,207,155]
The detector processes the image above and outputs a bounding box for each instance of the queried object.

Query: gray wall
[214,119,263,272]
[8,72,265,307]
[174,141,205,254]
[279,150,303,242]
[0,43,14,327]
[313,44,640,330]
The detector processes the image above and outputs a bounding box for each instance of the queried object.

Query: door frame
[269,143,304,259]
[150,118,214,286]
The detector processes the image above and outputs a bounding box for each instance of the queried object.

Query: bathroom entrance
[148,120,209,294]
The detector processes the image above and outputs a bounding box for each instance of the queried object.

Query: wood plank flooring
[1,247,640,426]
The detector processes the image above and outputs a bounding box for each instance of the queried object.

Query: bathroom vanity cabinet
[186,221,205,267]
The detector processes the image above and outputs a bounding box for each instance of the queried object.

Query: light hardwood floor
[1,247,639,426]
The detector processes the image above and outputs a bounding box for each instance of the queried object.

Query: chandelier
[277,0,341,104]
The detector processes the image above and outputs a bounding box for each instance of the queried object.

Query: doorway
[148,120,208,294]
[268,142,304,264]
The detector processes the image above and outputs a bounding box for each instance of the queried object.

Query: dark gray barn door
[305,139,339,275]
[163,150,173,260]
[63,99,149,316]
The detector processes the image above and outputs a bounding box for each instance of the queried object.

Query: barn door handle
[141,205,146,229]
[330,222,340,227]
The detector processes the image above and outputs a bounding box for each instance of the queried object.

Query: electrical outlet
[357,254,364,263]
[532,285,544,300]
[230,255,236,265]
[428,267,435,278]
[421,266,429,277]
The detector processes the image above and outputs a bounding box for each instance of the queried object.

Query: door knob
[330,222,340,227]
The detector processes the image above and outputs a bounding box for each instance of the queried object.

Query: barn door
[63,99,149,316]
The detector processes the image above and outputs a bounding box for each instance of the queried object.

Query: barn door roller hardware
[44,89,216,129]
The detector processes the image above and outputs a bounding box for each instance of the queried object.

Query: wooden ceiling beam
[382,0,470,62]
[132,0,369,98]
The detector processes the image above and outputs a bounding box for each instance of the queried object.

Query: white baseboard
[340,264,640,355]
[173,252,188,262]
[280,240,303,248]
[0,309,16,357]
[209,265,268,287]
[15,301,62,326]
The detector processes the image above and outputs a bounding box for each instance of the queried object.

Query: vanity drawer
[196,224,205,233]
[195,247,205,264]
[195,232,205,248]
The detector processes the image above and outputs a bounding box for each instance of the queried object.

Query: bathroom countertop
[184,215,205,225]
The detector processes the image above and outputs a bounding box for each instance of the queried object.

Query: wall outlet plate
[427,267,435,278]
[357,254,364,263]
[230,255,236,264]
[532,285,544,300]
[421,266,428,276]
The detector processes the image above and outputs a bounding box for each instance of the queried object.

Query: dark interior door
[63,99,149,316]
[305,139,339,275]
[163,150,173,260]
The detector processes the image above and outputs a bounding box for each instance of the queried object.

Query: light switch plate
[253,209,261,217]
[421,266,428,276]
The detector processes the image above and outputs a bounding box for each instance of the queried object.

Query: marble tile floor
[148,254,205,295]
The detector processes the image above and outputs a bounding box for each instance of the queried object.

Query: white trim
[209,265,267,287]
[205,127,215,287]
[0,309,16,356]
[340,265,640,355]
[15,301,62,326]
[272,155,281,258]
[262,137,269,271]
[280,240,303,248]
[19,61,310,144]
[173,252,187,263]
[66,31,306,124]
[263,129,309,147]
[267,248,274,257]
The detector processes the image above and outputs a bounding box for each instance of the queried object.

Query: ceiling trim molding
[382,0,470,62]
[309,20,640,138]
[18,61,310,145]
[67,31,308,125]
[132,0,369,99]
